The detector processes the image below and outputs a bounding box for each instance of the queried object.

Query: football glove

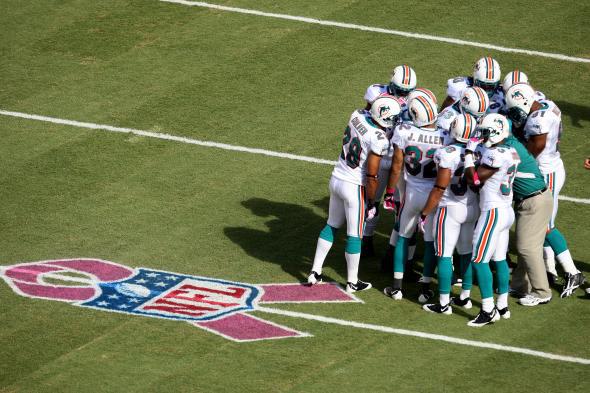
[465,137,481,153]
[365,201,378,220]
[418,214,428,234]
[383,188,397,212]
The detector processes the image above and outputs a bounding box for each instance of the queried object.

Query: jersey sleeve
[524,113,549,137]
[446,77,468,101]
[369,130,390,156]
[480,148,503,169]
[436,107,457,130]
[390,125,407,150]
[364,84,386,104]
[434,147,459,170]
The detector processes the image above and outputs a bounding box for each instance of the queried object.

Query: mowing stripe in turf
[0,108,588,205]
[257,306,590,365]
[158,0,590,64]
[7,268,589,365]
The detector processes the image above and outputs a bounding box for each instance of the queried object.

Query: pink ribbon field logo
[0,258,360,342]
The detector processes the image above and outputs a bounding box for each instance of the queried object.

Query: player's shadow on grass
[554,101,590,128]
[224,197,351,283]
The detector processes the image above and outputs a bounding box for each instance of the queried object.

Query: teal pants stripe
[345,236,362,254]
[393,236,409,273]
[473,262,494,299]
[437,256,453,294]
[494,259,510,294]
[459,253,473,290]
[546,228,569,255]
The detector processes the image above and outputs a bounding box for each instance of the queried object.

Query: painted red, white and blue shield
[1,258,360,342]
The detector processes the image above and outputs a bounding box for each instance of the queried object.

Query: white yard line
[159,0,590,64]
[257,306,590,365]
[1,108,588,205]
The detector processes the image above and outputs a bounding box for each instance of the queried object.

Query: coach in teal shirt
[504,134,554,304]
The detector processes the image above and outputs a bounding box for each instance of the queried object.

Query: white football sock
[460,289,471,300]
[393,272,404,279]
[543,246,557,276]
[497,293,508,310]
[440,293,450,306]
[481,297,495,313]
[311,238,332,274]
[345,252,360,283]
[556,250,578,275]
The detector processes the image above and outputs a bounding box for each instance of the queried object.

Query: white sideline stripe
[1,108,589,205]
[257,306,590,365]
[0,109,335,166]
[159,0,590,64]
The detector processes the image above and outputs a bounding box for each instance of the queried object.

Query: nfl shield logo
[82,268,260,322]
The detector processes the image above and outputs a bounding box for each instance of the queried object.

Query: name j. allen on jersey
[401,131,445,146]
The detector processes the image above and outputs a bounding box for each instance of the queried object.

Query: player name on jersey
[403,132,445,145]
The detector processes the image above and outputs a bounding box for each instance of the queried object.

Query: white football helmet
[460,86,489,118]
[502,70,529,94]
[450,113,478,143]
[504,83,536,128]
[473,57,501,95]
[407,87,437,105]
[408,94,438,127]
[477,113,510,148]
[370,95,402,128]
[389,65,417,96]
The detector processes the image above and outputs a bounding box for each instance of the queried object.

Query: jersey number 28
[340,126,362,169]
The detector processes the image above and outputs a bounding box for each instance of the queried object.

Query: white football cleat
[383,286,403,300]
[307,271,323,285]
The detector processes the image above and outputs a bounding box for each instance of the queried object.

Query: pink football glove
[418,214,428,234]
[383,188,397,212]
[465,137,481,153]
[365,201,378,220]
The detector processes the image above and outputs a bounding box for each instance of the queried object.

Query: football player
[420,114,481,314]
[437,86,490,132]
[440,57,504,114]
[364,65,417,115]
[502,70,546,101]
[464,114,520,327]
[382,94,448,301]
[361,65,417,256]
[505,83,585,297]
[377,88,439,267]
[308,96,402,293]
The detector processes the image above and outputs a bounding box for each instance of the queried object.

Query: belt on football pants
[515,187,548,203]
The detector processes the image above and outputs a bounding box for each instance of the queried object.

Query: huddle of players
[307,57,584,327]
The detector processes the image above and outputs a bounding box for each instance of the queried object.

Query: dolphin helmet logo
[511,90,526,100]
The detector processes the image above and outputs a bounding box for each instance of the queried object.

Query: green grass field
[1,1,589,392]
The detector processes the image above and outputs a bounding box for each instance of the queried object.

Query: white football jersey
[332,110,390,186]
[434,143,479,207]
[446,76,504,113]
[523,99,563,174]
[478,145,520,211]
[437,103,461,131]
[391,122,449,190]
[364,84,410,121]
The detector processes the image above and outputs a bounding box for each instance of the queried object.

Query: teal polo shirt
[504,134,546,199]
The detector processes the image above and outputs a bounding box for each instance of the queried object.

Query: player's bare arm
[421,168,452,217]
[365,152,383,203]
[465,163,497,186]
[527,133,547,158]
[386,146,404,190]
[440,95,455,112]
